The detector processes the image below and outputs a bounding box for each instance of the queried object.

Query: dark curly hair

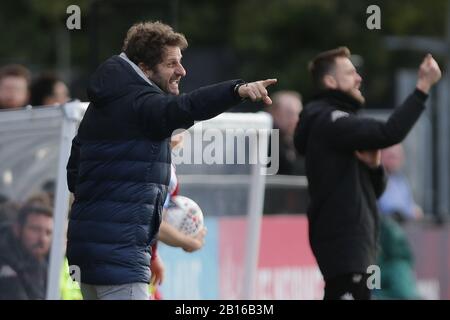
[122,21,188,70]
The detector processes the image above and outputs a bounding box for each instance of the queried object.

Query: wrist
[416,80,431,94]
[234,81,247,100]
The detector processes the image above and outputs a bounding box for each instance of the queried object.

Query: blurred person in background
[66,20,276,300]
[0,64,31,110]
[30,73,70,107]
[0,204,53,299]
[373,143,422,300]
[294,47,441,300]
[378,144,423,222]
[23,190,83,300]
[266,90,304,175]
[373,215,421,300]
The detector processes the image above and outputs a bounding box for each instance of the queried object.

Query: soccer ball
[163,195,204,237]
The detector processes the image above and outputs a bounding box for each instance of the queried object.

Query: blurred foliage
[0,0,89,65]
[27,0,90,23]
[229,0,447,104]
[0,0,447,106]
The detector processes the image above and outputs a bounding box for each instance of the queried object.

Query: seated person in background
[26,191,83,300]
[373,215,421,300]
[374,143,422,299]
[30,73,70,107]
[266,90,304,175]
[0,64,31,110]
[0,204,53,299]
[378,144,423,222]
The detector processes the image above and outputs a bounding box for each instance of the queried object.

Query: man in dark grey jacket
[294,47,441,300]
[0,205,53,300]
[66,21,276,300]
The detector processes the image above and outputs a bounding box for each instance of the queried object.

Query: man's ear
[138,63,152,77]
[323,74,337,89]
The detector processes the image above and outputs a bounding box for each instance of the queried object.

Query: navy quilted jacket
[66,55,243,285]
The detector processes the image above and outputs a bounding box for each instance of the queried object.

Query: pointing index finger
[261,78,278,88]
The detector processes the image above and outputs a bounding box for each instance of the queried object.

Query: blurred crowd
[0,63,80,299]
[0,184,55,299]
[0,64,70,110]
[0,180,82,300]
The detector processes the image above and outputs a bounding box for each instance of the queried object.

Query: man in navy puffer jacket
[66,21,276,300]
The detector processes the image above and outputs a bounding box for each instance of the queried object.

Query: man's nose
[356,73,362,83]
[39,231,51,243]
[176,64,186,77]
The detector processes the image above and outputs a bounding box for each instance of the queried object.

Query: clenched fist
[238,79,277,105]
[416,54,442,94]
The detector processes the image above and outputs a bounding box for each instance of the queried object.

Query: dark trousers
[323,273,371,300]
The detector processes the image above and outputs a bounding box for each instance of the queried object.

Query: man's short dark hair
[17,205,53,227]
[24,192,53,208]
[308,46,351,90]
[0,64,31,86]
[30,73,62,106]
[122,21,188,70]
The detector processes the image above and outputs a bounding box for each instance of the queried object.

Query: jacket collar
[119,52,156,88]
[314,89,364,113]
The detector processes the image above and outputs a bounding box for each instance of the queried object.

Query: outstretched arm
[324,54,441,151]
[134,79,277,139]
